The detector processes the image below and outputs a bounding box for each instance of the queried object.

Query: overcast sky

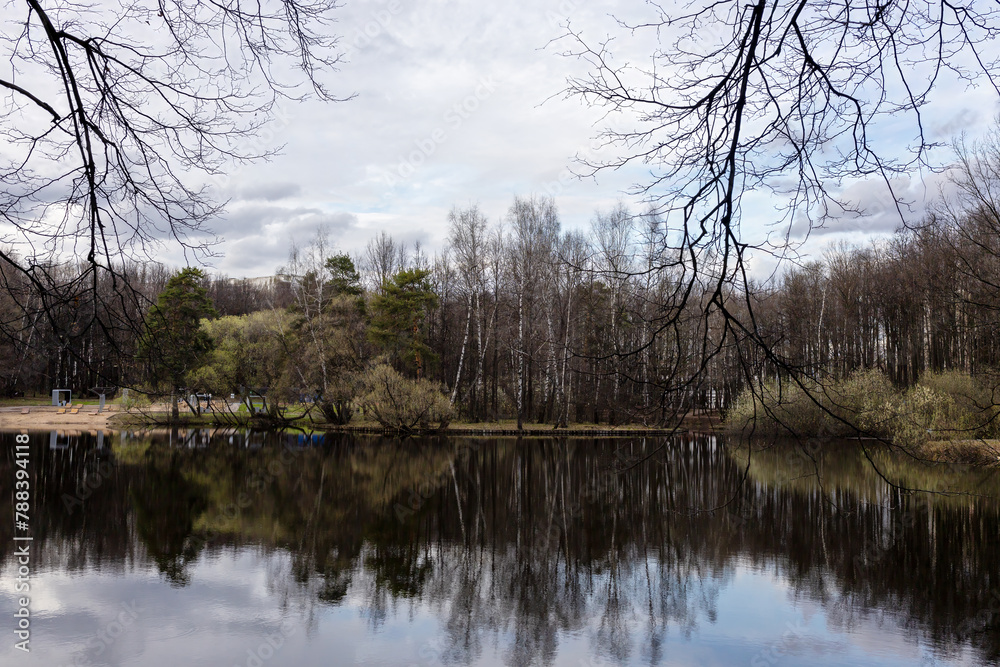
[184,0,998,279]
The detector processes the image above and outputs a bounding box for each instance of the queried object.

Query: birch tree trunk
[451,299,472,404]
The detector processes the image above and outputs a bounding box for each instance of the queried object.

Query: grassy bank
[105,411,717,436]
[726,369,1000,464]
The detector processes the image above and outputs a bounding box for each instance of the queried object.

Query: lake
[1,429,999,666]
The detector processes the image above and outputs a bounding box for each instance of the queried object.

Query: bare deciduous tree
[0,0,346,379]
[364,230,407,294]
[506,195,559,429]
[555,1,1000,423]
[447,204,490,410]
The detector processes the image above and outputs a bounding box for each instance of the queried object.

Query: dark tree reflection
[132,453,209,586]
[1,430,999,665]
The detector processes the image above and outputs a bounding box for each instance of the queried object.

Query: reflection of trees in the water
[2,431,1000,664]
[731,440,1000,662]
[370,541,727,667]
[0,430,139,572]
[131,452,208,585]
[369,438,734,666]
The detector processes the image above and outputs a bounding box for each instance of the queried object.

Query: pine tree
[137,268,218,418]
[368,268,439,378]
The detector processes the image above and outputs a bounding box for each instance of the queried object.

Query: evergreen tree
[368,268,439,378]
[138,268,218,418]
[325,253,363,297]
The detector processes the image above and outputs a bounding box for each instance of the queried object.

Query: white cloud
[197,0,998,278]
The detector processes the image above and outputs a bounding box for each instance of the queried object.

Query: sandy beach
[0,405,118,430]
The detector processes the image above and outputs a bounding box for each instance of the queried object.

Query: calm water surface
[1,430,999,666]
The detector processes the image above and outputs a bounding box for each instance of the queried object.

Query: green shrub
[827,368,896,433]
[919,371,1000,435]
[726,376,846,436]
[888,384,955,447]
[316,372,359,425]
[726,368,1000,449]
[359,364,453,432]
[121,390,152,412]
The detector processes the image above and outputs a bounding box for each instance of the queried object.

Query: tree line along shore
[0,132,998,450]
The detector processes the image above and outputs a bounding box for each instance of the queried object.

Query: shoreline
[0,405,724,436]
[5,407,995,466]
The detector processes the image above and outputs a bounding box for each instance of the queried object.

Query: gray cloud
[236,182,302,202]
[780,171,959,241]
[213,205,357,238]
[181,0,997,278]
